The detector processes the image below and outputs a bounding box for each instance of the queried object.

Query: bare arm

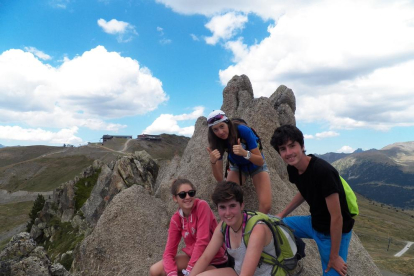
[325,193,347,276]
[239,224,272,276]
[189,224,225,276]
[276,192,305,218]
[207,147,224,181]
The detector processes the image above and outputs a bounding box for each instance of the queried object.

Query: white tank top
[226,222,276,276]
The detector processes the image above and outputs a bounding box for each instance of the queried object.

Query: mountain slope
[333,142,414,209]
[0,134,190,193]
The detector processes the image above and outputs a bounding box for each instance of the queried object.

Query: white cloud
[160,38,172,45]
[158,0,414,131]
[143,106,205,136]
[0,125,82,145]
[315,131,339,139]
[204,12,248,45]
[224,37,249,62]
[304,134,314,139]
[157,26,172,44]
[304,131,339,140]
[49,0,71,9]
[155,0,287,19]
[97,18,138,42]
[337,146,354,154]
[0,46,168,131]
[24,47,51,60]
[211,1,414,131]
[190,34,200,41]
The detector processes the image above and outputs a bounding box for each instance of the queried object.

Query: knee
[260,201,271,214]
[149,263,162,276]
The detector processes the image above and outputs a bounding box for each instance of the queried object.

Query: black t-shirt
[287,155,354,234]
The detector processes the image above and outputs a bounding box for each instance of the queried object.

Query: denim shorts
[229,161,269,178]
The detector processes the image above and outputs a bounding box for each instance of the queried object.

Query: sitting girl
[149,178,228,276]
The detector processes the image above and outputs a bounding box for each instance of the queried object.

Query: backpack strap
[243,211,300,275]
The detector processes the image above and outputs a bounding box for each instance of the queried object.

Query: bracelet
[210,160,217,164]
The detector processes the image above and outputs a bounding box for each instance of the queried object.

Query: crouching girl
[149,179,228,276]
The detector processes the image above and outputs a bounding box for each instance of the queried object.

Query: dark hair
[270,124,305,153]
[208,119,238,156]
[170,178,196,195]
[212,181,243,205]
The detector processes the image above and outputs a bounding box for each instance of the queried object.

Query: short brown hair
[212,181,243,205]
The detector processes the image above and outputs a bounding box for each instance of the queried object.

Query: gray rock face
[72,185,169,276]
[70,74,380,275]
[81,155,159,227]
[0,232,70,276]
[269,84,296,126]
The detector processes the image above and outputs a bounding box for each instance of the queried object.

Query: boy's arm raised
[276,192,305,218]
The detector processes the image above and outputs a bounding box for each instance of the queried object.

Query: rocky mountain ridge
[332,141,414,209]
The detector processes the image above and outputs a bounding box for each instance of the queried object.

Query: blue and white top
[227,124,263,172]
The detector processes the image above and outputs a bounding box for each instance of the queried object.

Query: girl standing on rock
[149,178,228,276]
[206,110,272,214]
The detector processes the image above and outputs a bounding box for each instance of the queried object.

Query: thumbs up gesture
[207,147,221,164]
[232,139,246,157]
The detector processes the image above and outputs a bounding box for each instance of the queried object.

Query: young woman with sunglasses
[206,110,272,214]
[149,178,228,276]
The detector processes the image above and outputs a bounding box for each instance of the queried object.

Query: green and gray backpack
[340,176,359,217]
[221,211,305,276]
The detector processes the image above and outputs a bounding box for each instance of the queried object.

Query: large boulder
[72,185,169,275]
[81,155,159,227]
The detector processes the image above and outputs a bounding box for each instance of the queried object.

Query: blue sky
[0,0,413,154]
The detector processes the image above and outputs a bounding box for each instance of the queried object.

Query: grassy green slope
[1,155,94,192]
[0,146,64,167]
[354,194,414,275]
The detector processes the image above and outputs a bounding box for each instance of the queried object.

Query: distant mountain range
[0,144,4,148]
[316,142,414,209]
[314,148,365,163]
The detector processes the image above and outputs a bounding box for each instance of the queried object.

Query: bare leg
[252,171,272,213]
[149,254,190,276]
[226,170,246,185]
[197,267,237,276]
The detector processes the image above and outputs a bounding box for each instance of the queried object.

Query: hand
[325,255,347,276]
[207,147,221,164]
[275,213,284,219]
[232,139,246,157]
[182,269,190,276]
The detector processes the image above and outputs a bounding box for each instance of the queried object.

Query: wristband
[210,160,217,164]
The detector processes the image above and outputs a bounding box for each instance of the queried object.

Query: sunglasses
[176,190,196,199]
[207,114,225,125]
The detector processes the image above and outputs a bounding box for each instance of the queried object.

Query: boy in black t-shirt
[270,125,354,276]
